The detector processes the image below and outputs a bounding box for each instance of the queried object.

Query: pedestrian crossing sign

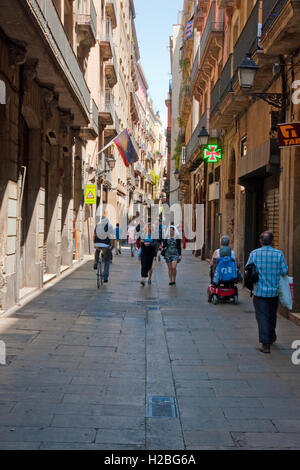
[85,185,96,205]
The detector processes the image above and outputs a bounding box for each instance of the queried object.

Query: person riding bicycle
[94,215,114,283]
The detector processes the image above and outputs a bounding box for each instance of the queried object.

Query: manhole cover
[146,396,179,418]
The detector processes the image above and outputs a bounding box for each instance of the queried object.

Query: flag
[114,129,138,167]
[184,16,194,41]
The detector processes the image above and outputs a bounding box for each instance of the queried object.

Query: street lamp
[238,53,286,109]
[97,154,116,178]
[238,53,259,89]
[107,155,116,170]
[198,126,210,146]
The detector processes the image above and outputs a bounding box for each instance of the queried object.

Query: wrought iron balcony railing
[186,111,207,163]
[26,0,90,119]
[76,0,97,42]
[261,0,289,38]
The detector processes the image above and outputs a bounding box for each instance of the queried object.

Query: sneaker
[141,281,145,287]
[104,280,108,283]
[148,280,152,285]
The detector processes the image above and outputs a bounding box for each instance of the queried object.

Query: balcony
[105,47,118,88]
[99,89,114,126]
[186,112,208,164]
[217,0,234,7]
[104,111,120,141]
[105,0,117,29]
[130,84,139,124]
[210,2,260,129]
[76,0,97,48]
[191,1,224,99]
[194,5,205,32]
[79,98,99,140]
[131,47,139,91]
[3,0,91,125]
[260,0,300,56]
[179,80,192,127]
[197,0,211,15]
[99,20,113,61]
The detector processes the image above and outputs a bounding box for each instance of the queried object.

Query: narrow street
[0,250,300,450]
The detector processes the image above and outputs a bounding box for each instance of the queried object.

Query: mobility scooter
[208,255,239,305]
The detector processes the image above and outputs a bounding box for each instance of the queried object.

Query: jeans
[253,296,279,344]
[95,248,111,281]
[115,240,121,254]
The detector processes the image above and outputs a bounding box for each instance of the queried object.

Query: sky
[134,0,183,129]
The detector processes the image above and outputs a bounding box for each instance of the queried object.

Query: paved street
[0,250,300,450]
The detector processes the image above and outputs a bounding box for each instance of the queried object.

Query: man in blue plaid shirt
[246,231,288,354]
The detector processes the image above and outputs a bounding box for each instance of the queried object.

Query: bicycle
[96,251,104,288]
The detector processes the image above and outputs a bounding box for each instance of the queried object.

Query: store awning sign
[278,122,300,148]
[85,185,96,205]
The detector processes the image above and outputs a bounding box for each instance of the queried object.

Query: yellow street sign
[85,185,96,205]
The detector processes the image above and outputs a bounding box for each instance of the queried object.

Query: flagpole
[97,129,126,155]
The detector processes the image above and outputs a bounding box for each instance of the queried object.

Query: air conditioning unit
[209,182,220,201]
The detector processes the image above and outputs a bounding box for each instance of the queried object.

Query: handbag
[279,275,293,310]
[161,248,166,257]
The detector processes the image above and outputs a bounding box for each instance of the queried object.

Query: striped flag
[184,16,194,41]
[114,129,138,167]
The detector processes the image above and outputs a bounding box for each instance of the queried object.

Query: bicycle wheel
[99,257,104,286]
[97,263,101,289]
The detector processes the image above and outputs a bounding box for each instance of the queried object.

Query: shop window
[241,136,247,158]
[208,172,213,185]
[214,166,220,182]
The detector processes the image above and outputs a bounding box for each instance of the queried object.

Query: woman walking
[140,223,157,286]
[162,225,182,286]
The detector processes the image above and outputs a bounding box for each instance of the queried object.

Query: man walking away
[94,215,114,283]
[114,223,122,255]
[246,231,288,354]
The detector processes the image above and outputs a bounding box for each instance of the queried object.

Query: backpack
[213,256,237,285]
[95,223,110,245]
[244,263,259,297]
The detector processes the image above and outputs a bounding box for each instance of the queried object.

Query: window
[241,136,247,158]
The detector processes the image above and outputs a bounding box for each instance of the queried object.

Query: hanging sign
[277,122,300,148]
[203,145,223,163]
[85,185,96,205]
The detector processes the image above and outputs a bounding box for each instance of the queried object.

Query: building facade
[176,0,300,316]
[0,0,165,312]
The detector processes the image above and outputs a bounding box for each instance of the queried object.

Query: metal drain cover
[146,396,179,418]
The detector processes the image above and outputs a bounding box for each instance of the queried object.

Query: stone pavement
[0,249,300,450]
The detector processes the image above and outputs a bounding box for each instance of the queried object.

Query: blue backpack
[213,256,237,285]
